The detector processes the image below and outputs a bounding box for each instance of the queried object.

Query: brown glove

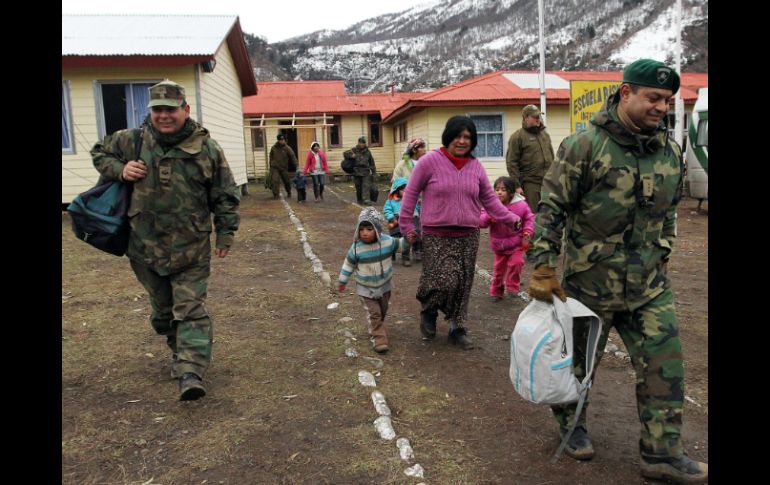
[528,265,567,303]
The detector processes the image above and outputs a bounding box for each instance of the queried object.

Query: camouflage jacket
[269,143,298,171]
[530,94,683,311]
[343,146,377,177]
[91,125,240,275]
[505,123,555,185]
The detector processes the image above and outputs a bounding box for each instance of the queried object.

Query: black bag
[341,157,356,174]
[370,184,379,203]
[67,129,142,256]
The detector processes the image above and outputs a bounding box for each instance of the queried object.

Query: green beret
[622,59,680,94]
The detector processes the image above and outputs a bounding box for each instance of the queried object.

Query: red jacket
[303,149,329,175]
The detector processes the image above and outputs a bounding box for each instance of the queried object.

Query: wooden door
[297,128,316,159]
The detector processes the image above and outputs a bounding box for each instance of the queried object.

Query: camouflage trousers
[551,288,684,457]
[270,167,292,197]
[354,175,373,205]
[130,259,213,378]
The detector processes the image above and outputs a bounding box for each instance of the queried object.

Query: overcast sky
[62,0,425,43]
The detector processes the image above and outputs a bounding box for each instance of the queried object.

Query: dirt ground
[62,179,707,484]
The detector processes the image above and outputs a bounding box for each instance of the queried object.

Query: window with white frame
[97,81,157,138]
[62,81,74,154]
[470,114,504,158]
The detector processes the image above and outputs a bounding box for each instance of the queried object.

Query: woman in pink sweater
[479,176,535,302]
[302,141,329,201]
[400,116,520,350]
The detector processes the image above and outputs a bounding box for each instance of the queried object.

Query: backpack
[510,297,602,462]
[341,157,356,174]
[67,129,143,256]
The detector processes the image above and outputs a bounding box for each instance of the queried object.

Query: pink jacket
[479,194,535,254]
[302,149,328,175]
[399,148,520,235]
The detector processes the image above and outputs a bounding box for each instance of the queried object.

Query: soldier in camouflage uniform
[505,104,555,213]
[91,80,240,401]
[343,136,378,205]
[269,133,297,199]
[528,60,707,483]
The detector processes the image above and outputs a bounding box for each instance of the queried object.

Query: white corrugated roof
[62,14,237,56]
[502,73,571,90]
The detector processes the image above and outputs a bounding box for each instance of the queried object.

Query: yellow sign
[570,81,620,133]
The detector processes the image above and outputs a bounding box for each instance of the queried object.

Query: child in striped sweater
[338,207,404,353]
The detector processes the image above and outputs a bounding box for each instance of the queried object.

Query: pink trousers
[490,250,525,297]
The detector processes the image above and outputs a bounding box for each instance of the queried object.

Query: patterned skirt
[416,230,479,328]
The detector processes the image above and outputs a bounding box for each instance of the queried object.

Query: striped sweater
[338,235,402,296]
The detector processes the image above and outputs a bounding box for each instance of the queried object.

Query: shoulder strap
[550,314,601,463]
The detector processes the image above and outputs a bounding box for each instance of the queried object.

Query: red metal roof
[383,70,708,123]
[242,70,708,123]
[243,81,414,119]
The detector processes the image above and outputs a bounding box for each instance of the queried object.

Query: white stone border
[278,192,427,482]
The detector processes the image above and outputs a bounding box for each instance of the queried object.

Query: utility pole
[674,0,684,147]
[537,0,547,125]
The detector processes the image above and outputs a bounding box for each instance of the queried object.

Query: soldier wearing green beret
[505,104,555,213]
[528,59,707,483]
[90,79,241,401]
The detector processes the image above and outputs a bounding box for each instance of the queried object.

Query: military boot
[641,453,708,484]
[448,327,474,350]
[420,310,437,340]
[179,373,206,401]
[560,426,595,460]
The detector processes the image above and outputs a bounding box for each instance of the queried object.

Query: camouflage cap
[358,136,367,143]
[522,105,541,119]
[147,79,186,108]
[622,59,680,94]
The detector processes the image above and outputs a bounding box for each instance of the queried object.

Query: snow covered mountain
[250,0,707,92]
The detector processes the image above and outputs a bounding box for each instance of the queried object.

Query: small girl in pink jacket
[479,176,535,302]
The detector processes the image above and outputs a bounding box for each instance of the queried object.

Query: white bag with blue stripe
[510,296,602,461]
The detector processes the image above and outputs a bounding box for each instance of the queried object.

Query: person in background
[269,133,298,199]
[343,136,377,205]
[393,138,426,260]
[528,59,707,483]
[505,104,555,213]
[303,141,329,202]
[383,176,412,267]
[399,116,520,350]
[90,79,240,401]
[292,170,308,203]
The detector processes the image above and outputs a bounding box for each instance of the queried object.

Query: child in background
[338,207,404,353]
[479,176,535,302]
[383,177,412,266]
[292,171,308,203]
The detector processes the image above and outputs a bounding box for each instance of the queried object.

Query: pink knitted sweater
[399,148,520,236]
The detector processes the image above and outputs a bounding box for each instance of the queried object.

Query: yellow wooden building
[61,14,257,204]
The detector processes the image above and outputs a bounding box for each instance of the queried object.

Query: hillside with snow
[248,0,707,92]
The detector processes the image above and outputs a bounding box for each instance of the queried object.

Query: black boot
[560,426,595,460]
[640,453,708,484]
[448,326,474,350]
[420,310,437,340]
[179,372,206,401]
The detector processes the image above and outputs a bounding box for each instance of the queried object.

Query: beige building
[245,71,707,184]
[62,14,257,204]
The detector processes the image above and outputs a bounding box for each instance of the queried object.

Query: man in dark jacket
[269,133,298,199]
[343,136,378,205]
[505,105,555,213]
[91,79,240,401]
